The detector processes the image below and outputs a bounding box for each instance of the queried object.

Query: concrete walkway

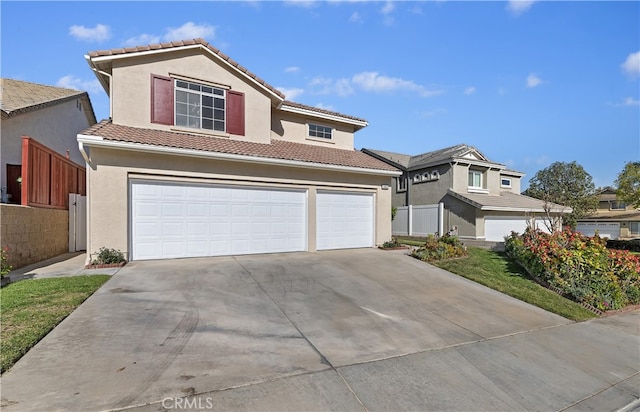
[1,249,638,411]
[7,252,123,282]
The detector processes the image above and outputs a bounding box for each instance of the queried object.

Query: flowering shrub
[1,246,12,278]
[411,234,467,262]
[505,228,640,310]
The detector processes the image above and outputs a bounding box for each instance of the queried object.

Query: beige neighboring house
[363,144,568,242]
[78,38,400,262]
[576,187,640,240]
[1,78,96,204]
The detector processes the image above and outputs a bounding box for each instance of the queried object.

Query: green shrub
[1,246,12,278]
[92,247,126,265]
[411,234,467,262]
[505,228,640,310]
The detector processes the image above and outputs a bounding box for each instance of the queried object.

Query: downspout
[78,141,91,167]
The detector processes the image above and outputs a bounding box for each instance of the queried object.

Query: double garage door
[575,222,620,240]
[484,216,550,242]
[131,180,373,260]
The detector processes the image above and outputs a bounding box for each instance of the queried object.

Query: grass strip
[1,275,110,373]
[431,248,596,322]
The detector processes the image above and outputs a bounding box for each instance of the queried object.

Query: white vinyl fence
[392,203,444,237]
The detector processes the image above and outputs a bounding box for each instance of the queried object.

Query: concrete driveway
[1,249,638,411]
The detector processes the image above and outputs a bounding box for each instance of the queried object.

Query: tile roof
[281,101,368,124]
[1,78,94,120]
[80,120,399,173]
[580,209,640,222]
[448,190,569,213]
[362,149,412,168]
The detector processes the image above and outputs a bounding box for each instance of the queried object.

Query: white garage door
[316,191,374,250]
[576,222,620,239]
[131,180,307,260]
[485,216,529,242]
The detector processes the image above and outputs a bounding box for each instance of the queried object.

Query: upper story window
[610,200,626,210]
[308,124,333,140]
[501,177,512,188]
[175,80,225,131]
[468,170,483,189]
[397,176,407,192]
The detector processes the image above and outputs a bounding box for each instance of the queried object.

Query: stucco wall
[407,164,452,205]
[271,110,355,150]
[0,204,68,269]
[442,194,476,238]
[111,51,273,144]
[1,99,91,189]
[86,146,392,261]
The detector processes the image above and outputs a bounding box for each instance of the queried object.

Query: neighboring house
[576,187,640,239]
[363,144,567,242]
[1,78,96,204]
[78,38,399,262]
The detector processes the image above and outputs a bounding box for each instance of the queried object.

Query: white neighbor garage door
[484,216,529,242]
[316,191,374,250]
[131,180,307,260]
[576,222,620,239]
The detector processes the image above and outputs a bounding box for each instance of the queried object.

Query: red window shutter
[227,90,245,136]
[150,74,173,125]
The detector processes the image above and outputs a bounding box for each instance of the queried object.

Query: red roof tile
[81,120,398,173]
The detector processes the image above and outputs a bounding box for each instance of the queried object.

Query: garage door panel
[131,181,307,260]
[316,192,374,250]
[576,223,620,239]
[485,216,529,242]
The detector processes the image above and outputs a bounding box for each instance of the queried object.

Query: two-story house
[576,187,639,239]
[363,144,567,242]
[1,78,96,204]
[78,38,399,262]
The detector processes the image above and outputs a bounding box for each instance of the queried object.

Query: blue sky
[2,1,638,189]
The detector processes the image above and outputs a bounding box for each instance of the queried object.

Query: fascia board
[77,135,401,177]
[280,104,368,129]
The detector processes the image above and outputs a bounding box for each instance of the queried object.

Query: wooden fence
[20,136,86,209]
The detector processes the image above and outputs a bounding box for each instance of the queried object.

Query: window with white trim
[397,176,407,192]
[630,222,639,235]
[308,124,333,139]
[501,178,512,188]
[468,170,483,189]
[175,80,225,131]
[610,200,626,210]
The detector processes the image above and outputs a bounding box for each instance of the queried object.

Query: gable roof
[78,120,399,175]
[1,78,97,123]
[448,190,569,213]
[364,144,510,172]
[280,101,368,129]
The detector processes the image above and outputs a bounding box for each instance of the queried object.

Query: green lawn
[431,248,597,322]
[1,275,111,374]
[395,237,427,247]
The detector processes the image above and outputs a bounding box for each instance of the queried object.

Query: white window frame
[630,222,640,235]
[610,200,626,210]
[397,176,407,192]
[501,177,512,188]
[175,79,226,132]
[468,170,483,189]
[308,123,333,140]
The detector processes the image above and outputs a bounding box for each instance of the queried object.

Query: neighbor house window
[630,222,639,235]
[501,178,512,188]
[397,176,407,192]
[610,200,626,210]
[468,170,483,188]
[175,80,225,131]
[308,124,333,139]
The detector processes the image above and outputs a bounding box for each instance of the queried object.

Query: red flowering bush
[505,228,640,310]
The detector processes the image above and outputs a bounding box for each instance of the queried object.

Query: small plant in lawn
[91,247,126,265]
[380,237,403,249]
[1,246,12,278]
[411,234,467,262]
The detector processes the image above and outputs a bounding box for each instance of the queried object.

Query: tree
[523,161,598,228]
[615,162,640,208]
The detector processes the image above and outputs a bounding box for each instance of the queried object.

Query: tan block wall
[0,204,68,269]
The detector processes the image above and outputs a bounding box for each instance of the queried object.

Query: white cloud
[507,0,536,16]
[69,24,111,42]
[420,108,446,118]
[526,73,542,88]
[614,97,640,107]
[498,87,507,95]
[285,66,300,73]
[309,76,354,97]
[284,0,317,8]
[123,34,160,47]
[464,86,476,95]
[315,103,334,111]
[56,75,103,93]
[163,22,215,42]
[621,51,640,78]
[381,1,395,15]
[276,87,304,100]
[352,71,442,97]
[349,12,363,23]
[410,6,423,15]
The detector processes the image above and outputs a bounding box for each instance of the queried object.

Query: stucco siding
[86,147,392,261]
[408,164,452,205]
[271,110,355,150]
[110,51,272,144]
[1,99,91,188]
[442,194,476,238]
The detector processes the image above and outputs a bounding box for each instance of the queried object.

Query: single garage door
[484,216,529,242]
[316,191,374,250]
[576,222,620,239]
[131,180,307,260]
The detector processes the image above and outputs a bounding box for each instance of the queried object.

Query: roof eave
[77,134,401,177]
[280,103,368,130]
